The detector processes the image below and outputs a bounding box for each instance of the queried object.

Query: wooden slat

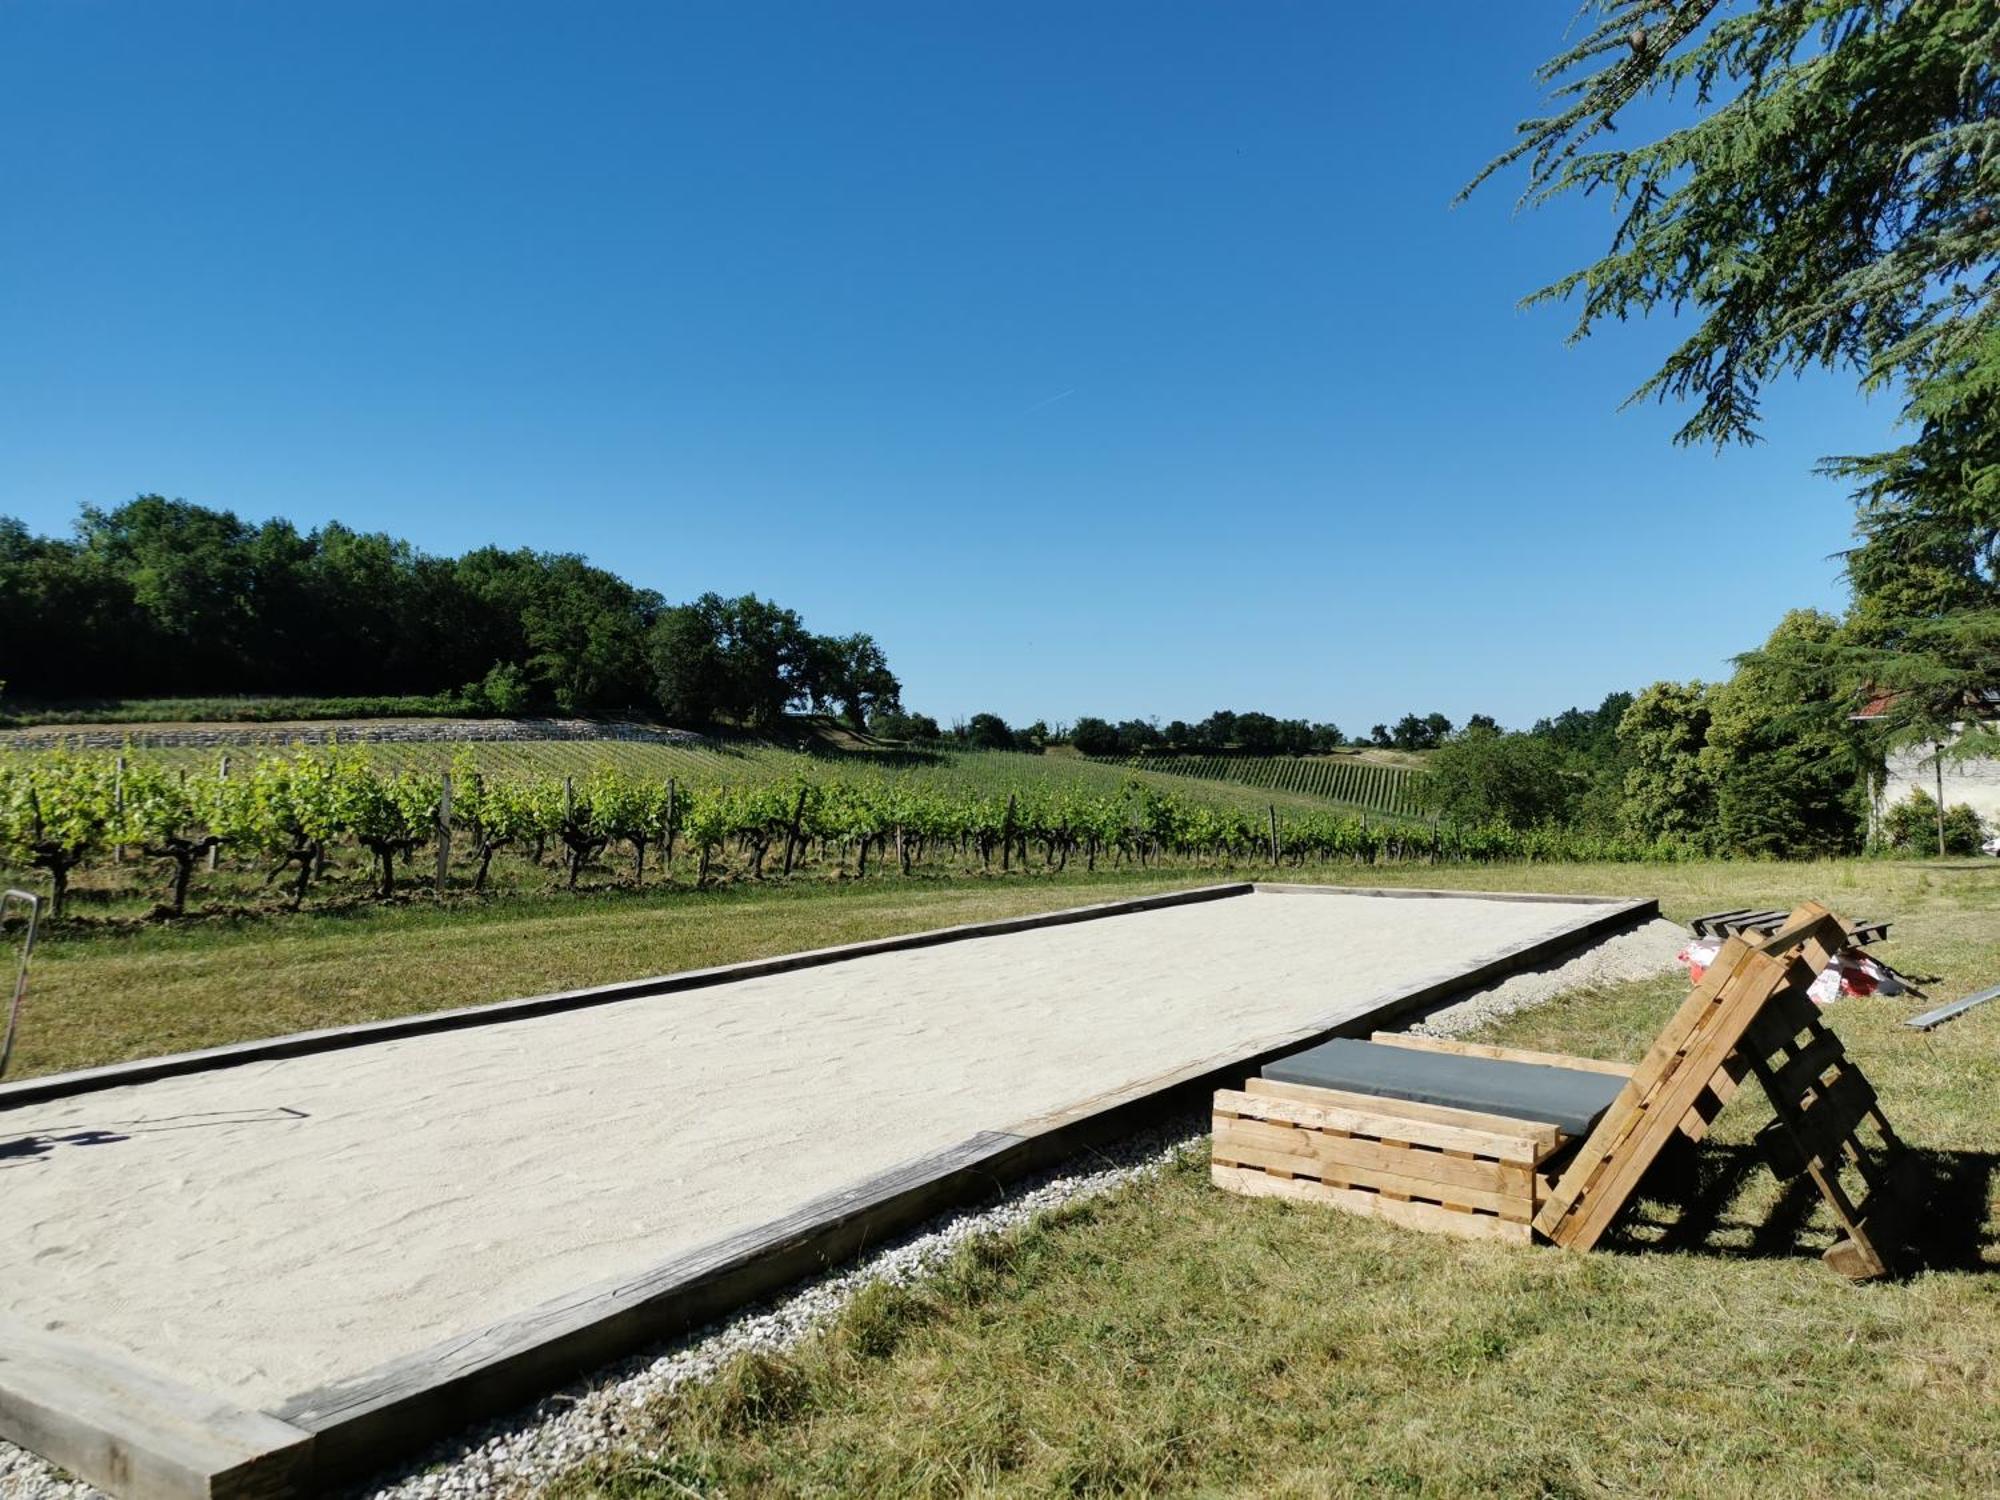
[1553,942,1815,1247]
[1213,1113,1517,1195]
[1791,1070,1879,1159]
[1690,908,1757,936]
[1677,1058,1748,1144]
[1242,1077,1559,1150]
[1553,927,1818,1214]
[1536,935,1761,1227]
[1366,1031,1633,1078]
[1210,1132,1526,1218]
[1765,1031,1849,1104]
[1217,1087,1542,1163]
[1211,1164,1533,1244]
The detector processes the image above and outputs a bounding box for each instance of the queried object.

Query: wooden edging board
[0,885,1656,1498]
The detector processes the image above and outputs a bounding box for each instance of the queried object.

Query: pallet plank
[1211,1164,1532,1244]
[1365,1032,1634,1078]
[1211,1129,1525,1217]
[1241,1077,1559,1149]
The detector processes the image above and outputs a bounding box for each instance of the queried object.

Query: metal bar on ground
[1904,983,2000,1031]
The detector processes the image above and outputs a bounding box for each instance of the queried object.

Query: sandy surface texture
[0,890,1610,1406]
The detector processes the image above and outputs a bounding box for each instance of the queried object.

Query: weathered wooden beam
[0,1319,312,1500]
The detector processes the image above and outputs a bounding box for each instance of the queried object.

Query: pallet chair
[1212,903,1918,1278]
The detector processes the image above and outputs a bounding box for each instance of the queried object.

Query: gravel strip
[1402,917,1688,1039]
[0,918,1687,1500]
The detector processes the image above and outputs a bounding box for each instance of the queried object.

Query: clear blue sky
[0,1,1898,731]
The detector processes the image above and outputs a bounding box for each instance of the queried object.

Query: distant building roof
[1850,687,2000,722]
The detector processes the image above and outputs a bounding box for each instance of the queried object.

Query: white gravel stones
[0,914,1687,1500]
[1401,916,1688,1039]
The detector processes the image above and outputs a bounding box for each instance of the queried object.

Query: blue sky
[0,2,1899,731]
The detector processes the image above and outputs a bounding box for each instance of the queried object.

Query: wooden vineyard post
[663,779,677,869]
[112,754,125,865]
[562,776,577,882]
[1002,793,1016,872]
[434,772,452,898]
[208,755,229,871]
[781,785,808,876]
[1268,804,1280,866]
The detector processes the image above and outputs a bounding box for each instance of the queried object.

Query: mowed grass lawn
[7,859,1998,1494]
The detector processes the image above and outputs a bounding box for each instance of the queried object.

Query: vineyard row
[1094,754,1427,818]
[2,747,1676,921]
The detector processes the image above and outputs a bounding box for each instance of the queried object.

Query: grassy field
[0,694,474,727]
[7,860,1995,1495]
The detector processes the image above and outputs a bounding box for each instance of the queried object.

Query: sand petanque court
[0,884,1653,1499]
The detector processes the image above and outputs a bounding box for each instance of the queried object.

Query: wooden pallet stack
[1211,1064,1586,1244]
[1215,901,1922,1279]
[1690,907,1890,946]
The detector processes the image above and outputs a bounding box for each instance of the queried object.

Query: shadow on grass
[1607,1138,1998,1275]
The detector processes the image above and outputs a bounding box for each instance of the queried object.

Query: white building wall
[1877,730,2000,829]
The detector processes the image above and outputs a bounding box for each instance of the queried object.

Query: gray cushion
[1262,1038,1625,1137]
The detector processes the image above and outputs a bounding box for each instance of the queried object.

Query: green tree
[1832,611,1998,853]
[869,708,941,742]
[962,713,1017,751]
[1234,713,1281,754]
[813,633,901,728]
[1475,3,1999,749]
[1421,729,1575,831]
[1472,2,1998,450]
[1617,681,1716,845]
[1704,610,1870,857]
[78,496,258,691]
[647,593,815,729]
[1069,717,1119,756]
[1881,787,1986,855]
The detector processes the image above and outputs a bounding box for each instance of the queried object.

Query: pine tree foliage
[1468,1,2000,449]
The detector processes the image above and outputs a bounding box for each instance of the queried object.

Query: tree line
[1420,612,1990,859]
[0,497,902,729]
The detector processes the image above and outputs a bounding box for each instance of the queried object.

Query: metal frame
[0,889,39,1080]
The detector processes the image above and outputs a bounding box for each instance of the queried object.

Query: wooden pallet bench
[1215,903,1920,1278]
[1211,1036,1635,1244]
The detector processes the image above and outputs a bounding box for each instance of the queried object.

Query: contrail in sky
[1023,387,1076,414]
